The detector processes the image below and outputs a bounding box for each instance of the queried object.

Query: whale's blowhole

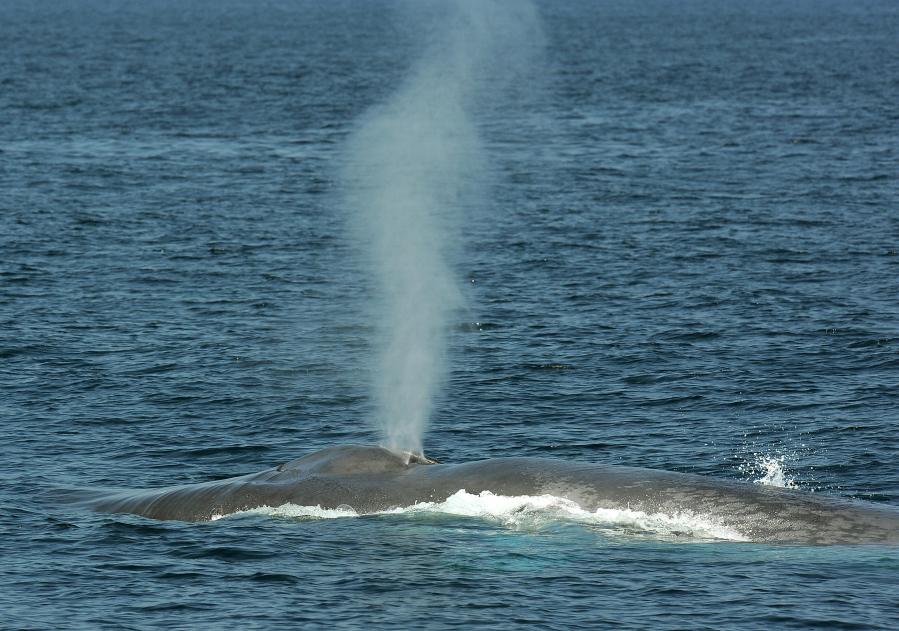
[275,444,436,476]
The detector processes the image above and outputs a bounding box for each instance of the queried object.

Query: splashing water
[342,1,542,456]
[740,454,798,489]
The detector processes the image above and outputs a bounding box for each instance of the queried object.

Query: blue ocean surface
[2,0,899,628]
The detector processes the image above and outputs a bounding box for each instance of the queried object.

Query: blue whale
[84,444,899,545]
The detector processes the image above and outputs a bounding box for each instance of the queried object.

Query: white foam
[230,504,359,520]
[220,490,747,542]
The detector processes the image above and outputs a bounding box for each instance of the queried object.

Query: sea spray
[739,453,798,488]
[342,1,543,456]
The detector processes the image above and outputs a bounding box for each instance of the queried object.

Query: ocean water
[2,0,899,628]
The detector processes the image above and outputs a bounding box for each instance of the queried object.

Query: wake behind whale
[83,444,899,545]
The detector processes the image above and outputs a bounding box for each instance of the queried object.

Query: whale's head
[276,444,436,476]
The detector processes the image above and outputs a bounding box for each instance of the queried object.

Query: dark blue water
[3,0,899,628]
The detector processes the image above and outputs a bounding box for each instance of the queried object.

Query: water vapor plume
[342,0,542,457]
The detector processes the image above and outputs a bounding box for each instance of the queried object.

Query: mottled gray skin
[87,444,899,545]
